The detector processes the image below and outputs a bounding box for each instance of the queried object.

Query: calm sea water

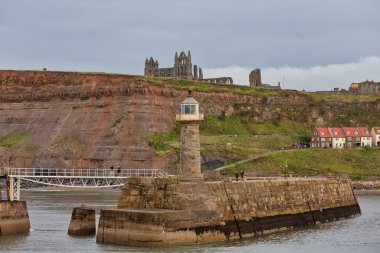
[0,191,379,253]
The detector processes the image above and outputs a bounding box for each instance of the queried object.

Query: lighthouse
[176,89,204,181]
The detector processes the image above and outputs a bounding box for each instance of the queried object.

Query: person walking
[235,172,239,181]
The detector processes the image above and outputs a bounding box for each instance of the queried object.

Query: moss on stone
[0,131,30,148]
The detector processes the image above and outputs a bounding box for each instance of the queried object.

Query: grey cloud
[0,0,379,88]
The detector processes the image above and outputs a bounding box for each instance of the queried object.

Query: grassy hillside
[139,75,380,180]
[223,148,380,180]
[148,115,380,180]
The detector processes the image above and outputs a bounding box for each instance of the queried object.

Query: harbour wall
[0,201,30,236]
[96,177,361,247]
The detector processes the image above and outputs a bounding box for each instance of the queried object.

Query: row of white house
[311,127,380,148]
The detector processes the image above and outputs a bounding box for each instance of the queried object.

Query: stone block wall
[118,178,357,217]
[68,207,96,236]
[207,178,357,220]
[180,123,203,180]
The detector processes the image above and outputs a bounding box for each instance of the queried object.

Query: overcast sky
[1,0,379,91]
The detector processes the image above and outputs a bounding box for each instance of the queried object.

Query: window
[181,104,197,115]
[321,138,325,141]
[356,137,360,141]
[347,137,351,141]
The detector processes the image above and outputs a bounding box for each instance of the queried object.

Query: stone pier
[68,207,96,236]
[96,177,361,247]
[0,201,31,236]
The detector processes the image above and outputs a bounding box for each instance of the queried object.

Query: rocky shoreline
[352,181,380,190]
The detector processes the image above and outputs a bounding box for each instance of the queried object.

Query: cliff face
[0,70,379,170]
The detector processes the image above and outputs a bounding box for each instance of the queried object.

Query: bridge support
[6,177,20,201]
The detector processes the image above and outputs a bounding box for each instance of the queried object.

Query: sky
[0,0,379,91]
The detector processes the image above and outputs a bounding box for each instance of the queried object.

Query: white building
[371,127,380,147]
[328,127,346,149]
[357,127,372,147]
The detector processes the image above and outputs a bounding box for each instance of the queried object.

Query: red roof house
[342,127,361,148]
[311,128,332,148]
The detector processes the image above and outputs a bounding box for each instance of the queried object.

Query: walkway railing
[1,167,174,200]
[4,167,171,179]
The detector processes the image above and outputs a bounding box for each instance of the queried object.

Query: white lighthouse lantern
[176,89,204,122]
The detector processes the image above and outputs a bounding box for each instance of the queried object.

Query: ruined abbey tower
[249,68,262,87]
[145,51,203,80]
[249,68,281,89]
[144,50,233,84]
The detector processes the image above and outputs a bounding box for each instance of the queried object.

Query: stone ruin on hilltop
[144,50,233,85]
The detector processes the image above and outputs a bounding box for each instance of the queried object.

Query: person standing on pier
[240,171,245,181]
[110,165,114,176]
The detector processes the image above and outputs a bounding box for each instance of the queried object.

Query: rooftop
[342,127,361,137]
[328,127,345,138]
[316,128,332,138]
[181,97,199,104]
[357,127,371,137]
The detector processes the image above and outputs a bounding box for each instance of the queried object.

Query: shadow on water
[0,192,380,253]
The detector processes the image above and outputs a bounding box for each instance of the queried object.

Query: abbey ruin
[249,68,281,89]
[144,50,233,84]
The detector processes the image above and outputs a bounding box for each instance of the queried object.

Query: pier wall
[97,178,360,246]
[0,201,30,236]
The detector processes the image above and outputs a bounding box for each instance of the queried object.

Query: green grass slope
[141,76,380,180]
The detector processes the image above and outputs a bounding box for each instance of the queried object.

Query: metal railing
[4,167,172,179]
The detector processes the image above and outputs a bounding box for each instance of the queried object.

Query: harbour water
[0,191,379,253]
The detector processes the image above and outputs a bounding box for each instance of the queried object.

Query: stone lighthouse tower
[176,89,204,181]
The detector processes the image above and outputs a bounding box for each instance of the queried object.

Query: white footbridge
[1,167,173,201]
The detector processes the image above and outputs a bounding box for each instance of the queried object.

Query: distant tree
[298,134,311,144]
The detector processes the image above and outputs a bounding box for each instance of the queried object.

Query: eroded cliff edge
[0,70,379,171]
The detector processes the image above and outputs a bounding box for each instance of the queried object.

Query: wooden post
[0,178,2,201]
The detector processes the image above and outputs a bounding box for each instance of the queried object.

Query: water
[1,191,380,253]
